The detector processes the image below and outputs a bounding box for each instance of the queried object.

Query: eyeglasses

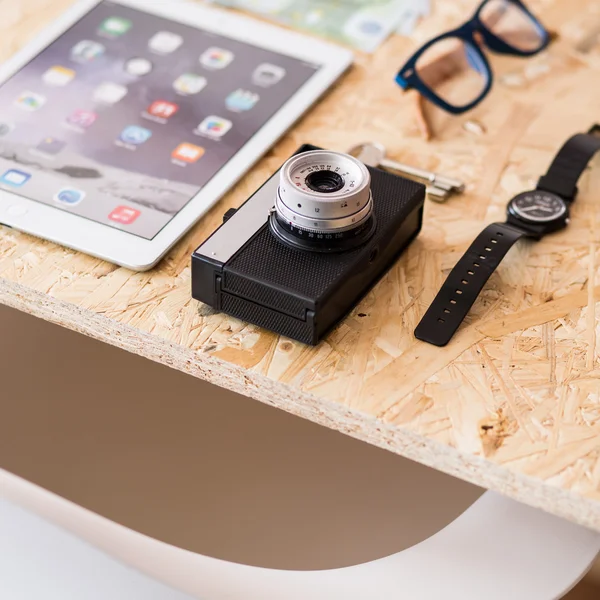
[395,0,550,115]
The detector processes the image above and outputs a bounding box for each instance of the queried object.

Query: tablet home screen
[0,1,320,239]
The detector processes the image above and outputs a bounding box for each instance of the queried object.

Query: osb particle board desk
[3,0,600,531]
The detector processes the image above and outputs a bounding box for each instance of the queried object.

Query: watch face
[508,191,567,223]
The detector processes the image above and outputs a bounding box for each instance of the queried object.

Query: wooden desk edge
[2,276,598,533]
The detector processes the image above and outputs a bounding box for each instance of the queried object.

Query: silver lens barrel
[276,150,373,233]
[275,188,373,232]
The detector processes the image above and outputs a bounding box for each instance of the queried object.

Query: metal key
[348,142,465,202]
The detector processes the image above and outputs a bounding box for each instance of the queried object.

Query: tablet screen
[0,1,320,239]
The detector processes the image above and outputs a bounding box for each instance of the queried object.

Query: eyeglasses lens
[415,37,488,109]
[480,0,545,52]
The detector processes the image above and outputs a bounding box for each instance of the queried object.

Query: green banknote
[210,0,430,52]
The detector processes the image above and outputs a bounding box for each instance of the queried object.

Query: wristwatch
[415,126,600,347]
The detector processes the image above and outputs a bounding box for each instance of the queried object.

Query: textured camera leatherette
[221,294,313,344]
[223,272,307,319]
[223,168,423,306]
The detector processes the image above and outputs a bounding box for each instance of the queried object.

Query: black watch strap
[537,125,600,201]
[416,126,600,347]
[414,223,527,346]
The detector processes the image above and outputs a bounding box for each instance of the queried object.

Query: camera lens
[269,150,375,252]
[305,170,345,193]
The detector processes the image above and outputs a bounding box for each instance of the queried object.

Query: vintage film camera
[192,145,425,345]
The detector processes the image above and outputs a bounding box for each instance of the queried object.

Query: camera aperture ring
[269,210,377,253]
[275,188,374,233]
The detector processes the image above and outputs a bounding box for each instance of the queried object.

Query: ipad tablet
[0,0,352,270]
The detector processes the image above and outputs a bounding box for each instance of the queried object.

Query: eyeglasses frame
[395,0,551,114]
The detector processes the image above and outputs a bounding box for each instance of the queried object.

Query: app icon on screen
[109,206,141,224]
[149,31,183,54]
[225,89,259,112]
[195,116,232,140]
[43,66,75,86]
[93,82,128,104]
[173,73,207,96]
[0,170,30,187]
[36,137,66,155]
[15,91,46,111]
[172,143,205,164]
[99,17,132,38]
[252,63,286,87]
[70,40,105,63]
[124,57,153,77]
[66,109,97,129]
[0,122,15,137]
[146,100,179,120]
[200,47,234,70]
[54,188,85,206]
[119,125,152,146]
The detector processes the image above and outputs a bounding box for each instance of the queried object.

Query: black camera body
[192,145,425,345]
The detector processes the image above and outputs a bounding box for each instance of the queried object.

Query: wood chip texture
[2,0,600,531]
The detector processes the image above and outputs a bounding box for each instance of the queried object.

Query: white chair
[1,468,599,600]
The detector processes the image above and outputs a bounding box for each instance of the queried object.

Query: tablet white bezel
[0,0,353,270]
